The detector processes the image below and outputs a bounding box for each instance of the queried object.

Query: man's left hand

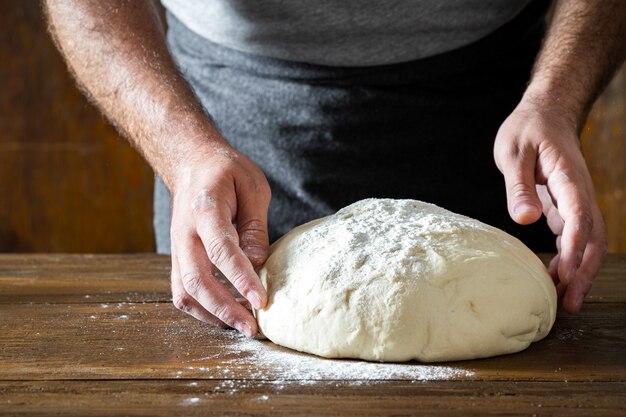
[494,94,607,313]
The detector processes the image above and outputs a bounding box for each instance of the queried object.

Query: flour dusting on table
[220,331,475,382]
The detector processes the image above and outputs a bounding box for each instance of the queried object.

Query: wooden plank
[1,380,625,417]
[0,301,624,382]
[0,255,624,416]
[587,253,626,302]
[2,254,626,304]
[0,254,171,304]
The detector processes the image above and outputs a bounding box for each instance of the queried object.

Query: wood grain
[0,254,171,304]
[1,301,624,382]
[1,380,625,417]
[0,254,625,416]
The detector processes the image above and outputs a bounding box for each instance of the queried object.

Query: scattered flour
[181,397,201,406]
[219,331,475,382]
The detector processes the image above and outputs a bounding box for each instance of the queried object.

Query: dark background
[0,0,624,253]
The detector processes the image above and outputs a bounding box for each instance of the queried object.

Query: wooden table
[1,254,625,416]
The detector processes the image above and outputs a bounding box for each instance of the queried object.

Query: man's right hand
[169,145,271,337]
[44,0,271,336]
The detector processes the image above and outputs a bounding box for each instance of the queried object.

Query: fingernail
[513,202,538,215]
[237,322,254,337]
[249,291,263,310]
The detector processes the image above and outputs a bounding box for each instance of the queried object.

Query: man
[45,0,624,338]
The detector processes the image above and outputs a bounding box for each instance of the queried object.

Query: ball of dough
[256,199,557,362]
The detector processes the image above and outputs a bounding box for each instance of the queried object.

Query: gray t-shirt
[161,0,532,66]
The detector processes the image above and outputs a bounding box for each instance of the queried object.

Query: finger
[548,253,560,283]
[498,142,542,225]
[236,297,252,311]
[171,252,227,329]
[236,179,271,268]
[177,232,258,336]
[556,281,567,310]
[561,208,607,314]
[561,241,600,314]
[196,207,267,310]
[546,206,565,237]
[538,186,565,236]
[548,254,567,311]
[548,172,593,285]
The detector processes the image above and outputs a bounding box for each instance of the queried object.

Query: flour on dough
[256,199,557,362]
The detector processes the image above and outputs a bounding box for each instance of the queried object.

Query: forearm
[44,0,225,191]
[525,0,626,129]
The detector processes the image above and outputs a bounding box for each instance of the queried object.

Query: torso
[160,0,532,66]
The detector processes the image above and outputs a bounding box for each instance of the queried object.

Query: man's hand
[494,96,607,314]
[170,146,271,336]
[43,0,271,335]
[494,0,625,313]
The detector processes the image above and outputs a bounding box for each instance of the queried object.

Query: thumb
[499,146,542,225]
